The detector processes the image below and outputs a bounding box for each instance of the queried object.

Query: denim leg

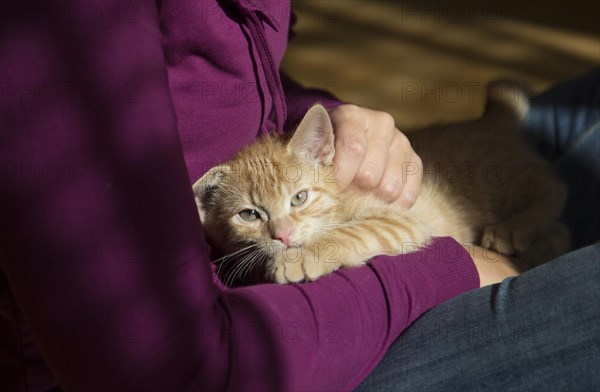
[356,243,600,391]
[523,67,600,249]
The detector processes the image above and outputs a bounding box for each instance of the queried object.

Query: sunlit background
[282,0,599,128]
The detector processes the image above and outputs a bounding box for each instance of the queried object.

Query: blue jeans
[357,68,600,391]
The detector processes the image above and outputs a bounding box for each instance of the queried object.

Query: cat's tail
[483,79,533,122]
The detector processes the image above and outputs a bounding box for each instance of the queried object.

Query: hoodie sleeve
[0,1,479,391]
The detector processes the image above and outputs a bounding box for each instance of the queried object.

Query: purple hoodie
[0,1,479,391]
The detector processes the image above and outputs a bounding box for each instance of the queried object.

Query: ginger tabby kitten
[193,81,568,286]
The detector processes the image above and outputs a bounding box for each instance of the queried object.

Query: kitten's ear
[287,104,335,165]
[192,165,229,222]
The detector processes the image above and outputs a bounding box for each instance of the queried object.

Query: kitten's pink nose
[274,228,293,247]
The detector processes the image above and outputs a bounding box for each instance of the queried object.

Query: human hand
[464,245,520,287]
[327,104,422,210]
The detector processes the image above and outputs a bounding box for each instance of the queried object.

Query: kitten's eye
[291,190,308,207]
[239,209,261,222]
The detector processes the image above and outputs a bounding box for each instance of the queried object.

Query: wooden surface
[282,0,600,128]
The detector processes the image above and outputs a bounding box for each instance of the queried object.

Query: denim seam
[558,119,600,164]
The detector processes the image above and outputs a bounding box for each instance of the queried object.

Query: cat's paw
[515,222,570,269]
[272,248,340,283]
[481,223,538,256]
[274,255,306,283]
[303,256,341,281]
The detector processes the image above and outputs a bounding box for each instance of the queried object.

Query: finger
[331,112,368,189]
[377,131,421,210]
[374,136,408,203]
[393,150,422,209]
[355,113,396,190]
[374,130,422,207]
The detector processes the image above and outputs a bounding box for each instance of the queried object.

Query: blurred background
[282,0,599,128]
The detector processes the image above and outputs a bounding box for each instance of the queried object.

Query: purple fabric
[0,1,479,391]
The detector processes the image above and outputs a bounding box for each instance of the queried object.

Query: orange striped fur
[193,81,568,285]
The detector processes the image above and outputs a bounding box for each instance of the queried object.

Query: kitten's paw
[273,257,305,283]
[272,249,341,283]
[481,225,513,255]
[303,258,340,281]
[481,223,538,256]
[515,222,570,268]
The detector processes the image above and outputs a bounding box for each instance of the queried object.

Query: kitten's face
[194,105,339,285]
[204,149,339,251]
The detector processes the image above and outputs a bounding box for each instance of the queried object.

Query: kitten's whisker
[226,252,252,286]
[235,252,257,285]
[216,246,257,283]
[240,251,268,284]
[237,252,260,285]
[241,250,268,284]
[220,254,250,286]
[211,244,258,264]
[225,249,262,287]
